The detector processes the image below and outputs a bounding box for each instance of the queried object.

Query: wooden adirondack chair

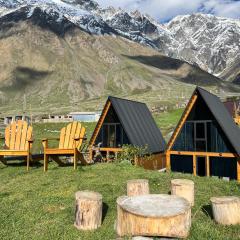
[42,121,87,172]
[0,120,33,170]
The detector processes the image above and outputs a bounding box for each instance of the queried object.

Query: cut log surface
[74,191,102,230]
[210,196,240,225]
[127,179,149,196]
[117,194,191,238]
[171,179,194,206]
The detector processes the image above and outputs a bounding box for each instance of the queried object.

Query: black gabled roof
[108,96,166,154]
[196,87,240,155]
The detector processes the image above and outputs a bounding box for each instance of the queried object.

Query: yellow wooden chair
[42,121,87,172]
[0,120,33,170]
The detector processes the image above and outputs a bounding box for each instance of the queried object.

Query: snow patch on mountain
[0,0,239,78]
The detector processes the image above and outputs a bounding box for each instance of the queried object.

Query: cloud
[95,0,240,22]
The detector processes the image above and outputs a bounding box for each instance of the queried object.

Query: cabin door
[196,156,206,176]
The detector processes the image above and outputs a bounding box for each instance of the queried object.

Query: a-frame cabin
[166,87,240,182]
[89,96,166,168]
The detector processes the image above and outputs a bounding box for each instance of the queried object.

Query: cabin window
[96,123,129,148]
[195,122,207,151]
[173,120,233,153]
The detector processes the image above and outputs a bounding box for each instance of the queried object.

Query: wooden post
[171,179,194,206]
[237,158,240,183]
[74,191,102,230]
[206,156,210,177]
[116,194,191,238]
[74,141,77,170]
[127,179,149,196]
[210,196,240,225]
[193,155,196,176]
[166,151,170,171]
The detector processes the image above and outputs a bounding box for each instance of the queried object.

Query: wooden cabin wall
[210,157,237,180]
[135,153,166,170]
[170,155,193,174]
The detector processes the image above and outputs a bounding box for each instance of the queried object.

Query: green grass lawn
[0,163,239,240]
[0,110,240,239]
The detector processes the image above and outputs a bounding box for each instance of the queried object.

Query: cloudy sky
[95,0,240,22]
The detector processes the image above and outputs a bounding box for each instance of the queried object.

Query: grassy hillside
[0,163,239,240]
[0,21,239,115]
[0,109,240,239]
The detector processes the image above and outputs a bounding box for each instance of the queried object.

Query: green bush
[117,144,150,164]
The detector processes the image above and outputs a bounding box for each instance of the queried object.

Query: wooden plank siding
[166,94,198,170]
[135,153,166,170]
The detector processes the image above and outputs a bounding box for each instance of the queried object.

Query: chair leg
[44,153,49,172]
[74,149,78,170]
[27,153,30,171]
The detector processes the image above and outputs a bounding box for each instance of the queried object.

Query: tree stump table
[171,179,195,206]
[116,194,191,238]
[210,196,240,225]
[74,191,102,230]
[127,179,149,196]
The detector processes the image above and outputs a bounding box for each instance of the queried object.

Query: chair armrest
[74,137,87,141]
[42,137,60,142]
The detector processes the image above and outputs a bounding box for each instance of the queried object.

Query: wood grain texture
[211,196,240,225]
[43,122,86,171]
[116,194,191,238]
[0,120,33,170]
[127,179,149,197]
[74,191,102,230]
[171,179,195,206]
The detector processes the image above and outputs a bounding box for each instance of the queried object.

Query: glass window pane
[108,125,116,147]
[116,125,122,147]
[102,125,108,147]
[196,122,205,139]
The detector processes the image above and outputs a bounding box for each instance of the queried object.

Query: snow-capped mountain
[0,0,239,80]
[166,14,240,77]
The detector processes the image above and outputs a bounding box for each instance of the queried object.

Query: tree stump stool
[74,191,102,230]
[171,179,194,206]
[127,179,149,196]
[116,194,191,238]
[210,196,240,225]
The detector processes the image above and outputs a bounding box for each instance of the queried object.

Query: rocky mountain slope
[0,0,239,80]
[0,0,239,114]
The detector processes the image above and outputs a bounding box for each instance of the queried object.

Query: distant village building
[42,114,72,123]
[4,115,31,125]
[69,112,101,122]
[42,112,101,123]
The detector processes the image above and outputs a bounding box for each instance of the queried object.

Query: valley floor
[0,110,240,239]
[0,163,240,240]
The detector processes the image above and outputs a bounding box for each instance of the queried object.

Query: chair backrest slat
[59,127,66,149]
[5,126,10,148]
[25,126,33,150]
[63,123,72,149]
[68,121,79,149]
[5,120,32,151]
[58,122,85,149]
[77,126,86,149]
[20,121,28,150]
[9,122,17,149]
[15,120,23,150]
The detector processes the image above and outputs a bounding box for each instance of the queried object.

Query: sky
[95,0,240,22]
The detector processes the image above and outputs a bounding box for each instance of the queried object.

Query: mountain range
[0,0,239,114]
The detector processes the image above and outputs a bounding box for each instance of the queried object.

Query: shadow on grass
[202,204,213,219]
[102,202,109,222]
[3,159,43,168]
